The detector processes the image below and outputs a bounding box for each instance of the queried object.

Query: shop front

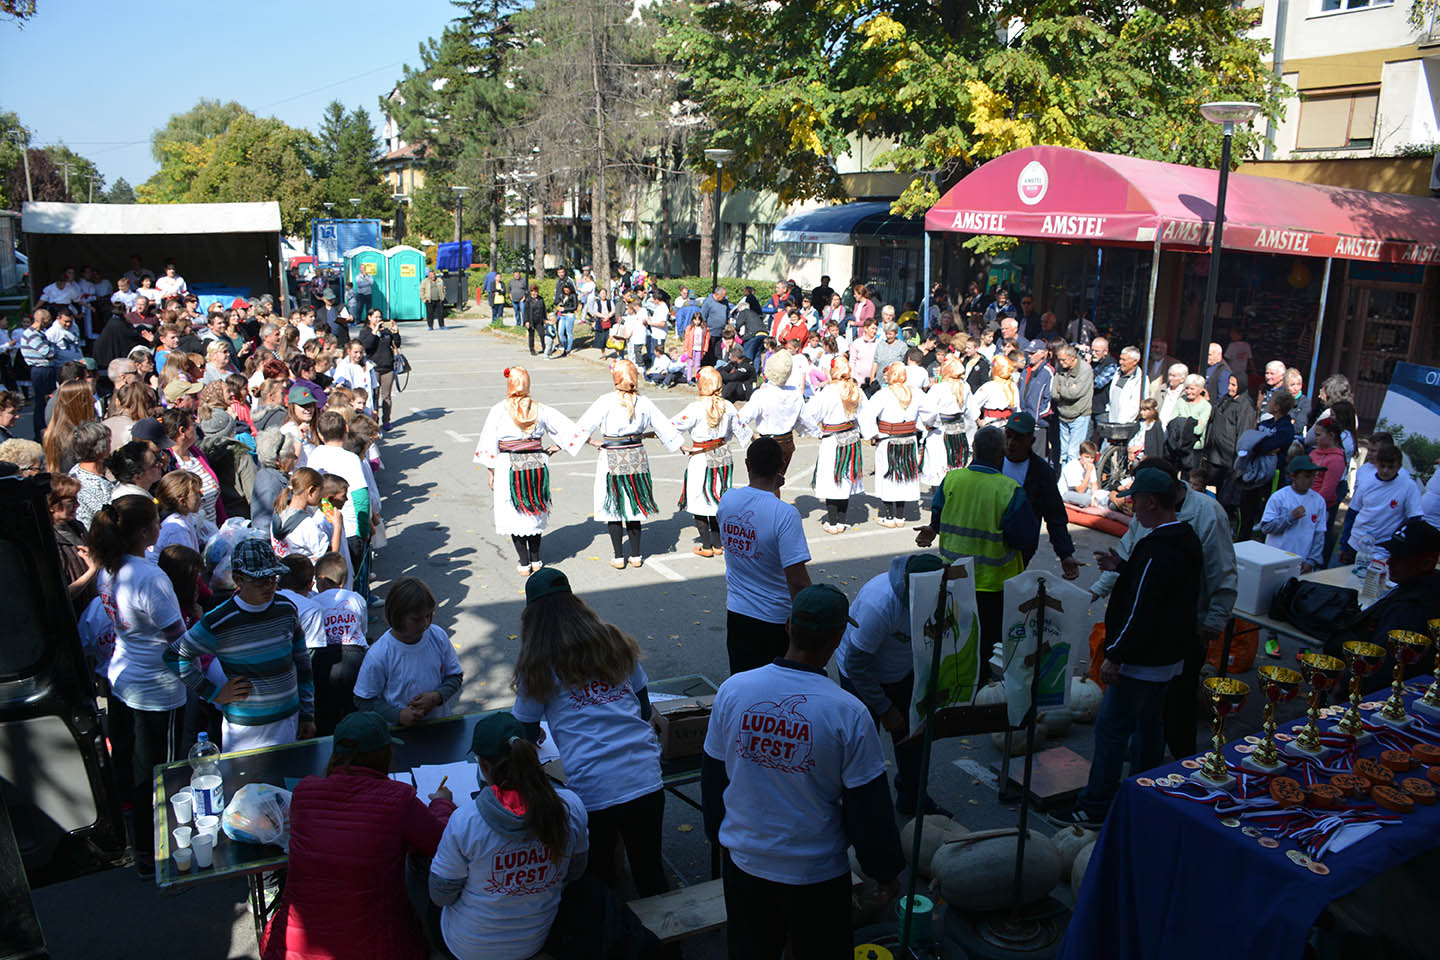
[922,146,1440,424]
[774,200,924,308]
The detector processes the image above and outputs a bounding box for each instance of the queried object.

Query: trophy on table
[1193,676,1250,790]
[1412,619,1440,721]
[1374,630,1433,730]
[1330,641,1387,743]
[1244,666,1302,773]
[1286,653,1345,759]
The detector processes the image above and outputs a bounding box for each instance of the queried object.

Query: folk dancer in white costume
[672,367,751,557]
[860,361,926,527]
[801,354,866,534]
[919,355,971,487]
[736,351,804,477]
[572,359,683,569]
[474,366,580,574]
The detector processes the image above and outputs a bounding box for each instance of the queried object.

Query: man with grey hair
[1089,336,1118,424]
[250,428,297,538]
[1052,343,1093,467]
[1204,341,1231,405]
[1259,359,1287,416]
[1106,346,1144,428]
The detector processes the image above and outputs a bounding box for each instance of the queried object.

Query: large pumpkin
[1050,825,1092,883]
[931,830,1062,912]
[1070,839,1098,900]
[900,815,969,878]
[990,720,1048,752]
[1069,677,1103,723]
[1040,708,1072,738]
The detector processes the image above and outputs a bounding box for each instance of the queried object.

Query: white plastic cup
[195,814,220,843]
[169,789,193,824]
[172,826,192,849]
[191,831,214,868]
[172,847,193,872]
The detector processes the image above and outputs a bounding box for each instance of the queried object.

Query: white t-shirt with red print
[511,662,661,811]
[704,661,886,884]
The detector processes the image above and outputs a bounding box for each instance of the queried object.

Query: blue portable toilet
[344,246,387,318]
[384,245,426,321]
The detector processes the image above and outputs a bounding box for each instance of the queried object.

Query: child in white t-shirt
[1259,455,1328,571]
[353,576,463,726]
[1059,441,1103,508]
[271,467,343,562]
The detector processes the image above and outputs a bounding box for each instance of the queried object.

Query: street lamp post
[703,148,735,293]
[451,185,470,245]
[348,197,360,216]
[392,194,410,244]
[1197,101,1262,374]
[515,171,538,280]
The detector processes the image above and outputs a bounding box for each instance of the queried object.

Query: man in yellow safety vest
[915,425,1039,683]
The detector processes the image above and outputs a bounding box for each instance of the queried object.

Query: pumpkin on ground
[930,830,1062,912]
[1050,825,1092,883]
[900,815,969,878]
[1069,677,1103,723]
[1070,838,1098,900]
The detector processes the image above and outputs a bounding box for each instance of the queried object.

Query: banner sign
[907,560,981,732]
[1375,361,1440,484]
[1000,571,1090,727]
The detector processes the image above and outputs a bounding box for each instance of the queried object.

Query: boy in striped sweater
[169,538,316,751]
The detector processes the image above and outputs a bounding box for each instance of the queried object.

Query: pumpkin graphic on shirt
[721,509,759,558]
[485,840,561,896]
[568,679,631,708]
[735,694,815,773]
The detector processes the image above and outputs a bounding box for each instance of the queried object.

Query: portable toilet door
[344,246,388,318]
[384,245,426,321]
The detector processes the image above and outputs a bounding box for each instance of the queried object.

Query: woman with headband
[919,355,971,486]
[800,354,866,534]
[475,367,580,575]
[672,367,750,557]
[571,359,682,568]
[860,361,927,527]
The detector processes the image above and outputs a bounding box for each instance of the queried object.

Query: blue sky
[0,0,461,190]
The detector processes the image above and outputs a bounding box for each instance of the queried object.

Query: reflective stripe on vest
[937,468,1023,592]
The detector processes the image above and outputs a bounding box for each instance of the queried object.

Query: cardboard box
[1233,540,1303,615]
[651,695,714,760]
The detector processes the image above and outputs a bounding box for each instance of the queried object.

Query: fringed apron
[601,435,658,518]
[498,437,551,516]
[677,437,733,511]
[878,418,920,483]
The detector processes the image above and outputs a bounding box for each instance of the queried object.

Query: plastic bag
[222,782,292,849]
[204,519,257,592]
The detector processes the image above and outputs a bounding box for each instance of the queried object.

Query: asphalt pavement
[28,313,1309,958]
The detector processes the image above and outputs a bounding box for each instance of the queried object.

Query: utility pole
[87,174,95,203]
[19,141,32,202]
[60,160,71,199]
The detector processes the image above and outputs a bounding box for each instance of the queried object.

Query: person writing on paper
[353,577,463,726]
[262,711,456,960]
[835,553,953,818]
[510,568,668,899]
[429,713,646,960]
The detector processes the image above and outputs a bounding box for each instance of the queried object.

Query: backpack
[1164,416,1200,471]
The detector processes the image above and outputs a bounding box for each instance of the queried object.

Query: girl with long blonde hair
[474,366,578,575]
[968,354,1019,428]
[801,353,866,533]
[571,359,683,568]
[671,367,749,557]
[43,378,98,473]
[920,355,972,485]
[861,361,927,527]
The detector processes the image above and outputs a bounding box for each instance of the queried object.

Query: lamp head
[704,147,736,167]
[1200,101,1262,129]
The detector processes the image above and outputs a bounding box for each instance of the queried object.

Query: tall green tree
[104,177,136,203]
[151,99,252,162]
[42,143,102,200]
[315,100,388,218]
[0,111,28,208]
[663,0,1286,219]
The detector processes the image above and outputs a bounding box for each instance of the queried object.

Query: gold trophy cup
[1288,653,1345,757]
[1414,619,1440,720]
[1193,677,1250,790]
[1375,630,1433,729]
[1332,641,1387,742]
[1244,666,1302,772]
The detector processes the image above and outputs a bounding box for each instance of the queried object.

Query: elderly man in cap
[1019,338,1055,466]
[1001,411,1080,580]
[916,426,1039,684]
[168,537,316,751]
[703,583,904,960]
[318,288,348,345]
[1051,467,1204,827]
[164,378,203,411]
[836,553,953,816]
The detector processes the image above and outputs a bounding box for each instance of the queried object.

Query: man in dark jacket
[95,309,145,372]
[719,346,755,402]
[1088,337,1117,427]
[1019,339,1055,466]
[1002,413,1080,580]
[1052,468,1203,827]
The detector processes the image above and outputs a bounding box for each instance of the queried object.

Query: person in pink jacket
[262,711,455,960]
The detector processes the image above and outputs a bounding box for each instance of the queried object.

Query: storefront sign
[950,211,1008,233]
[1375,361,1440,481]
[1040,215,1107,238]
[1016,160,1049,205]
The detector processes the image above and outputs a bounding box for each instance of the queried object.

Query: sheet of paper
[648,692,685,702]
[412,762,478,800]
[389,771,413,786]
[537,721,560,765]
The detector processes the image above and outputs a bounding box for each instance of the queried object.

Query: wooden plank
[1003,745,1090,807]
[630,879,728,943]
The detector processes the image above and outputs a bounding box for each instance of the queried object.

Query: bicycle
[1095,420,1140,491]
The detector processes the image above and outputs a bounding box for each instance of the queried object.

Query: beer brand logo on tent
[1016,161,1049,206]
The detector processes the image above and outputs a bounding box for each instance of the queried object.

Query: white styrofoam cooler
[1233,540,1303,615]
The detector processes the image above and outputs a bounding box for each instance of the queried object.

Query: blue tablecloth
[1060,687,1440,960]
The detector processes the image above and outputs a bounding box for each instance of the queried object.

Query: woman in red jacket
[262,711,456,960]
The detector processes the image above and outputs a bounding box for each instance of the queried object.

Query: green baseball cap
[332,711,402,753]
[790,584,858,634]
[525,567,571,605]
[288,384,318,406]
[1006,412,1036,435]
[1126,468,1177,497]
[1287,454,1320,473]
[470,712,527,760]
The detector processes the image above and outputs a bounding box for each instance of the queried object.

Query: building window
[1319,0,1391,10]
[1296,87,1378,149]
[753,224,776,255]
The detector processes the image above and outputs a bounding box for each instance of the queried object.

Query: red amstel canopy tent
[925,146,1440,264]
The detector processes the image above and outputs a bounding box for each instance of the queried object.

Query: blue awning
[773,201,923,244]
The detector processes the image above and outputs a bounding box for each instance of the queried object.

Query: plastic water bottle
[1351,533,1372,581]
[188,732,225,817]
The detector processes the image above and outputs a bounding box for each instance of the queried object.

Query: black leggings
[114,702,182,871]
[695,515,719,550]
[825,498,849,525]
[880,500,907,520]
[607,521,642,559]
[311,644,367,736]
[510,534,542,565]
[586,788,668,897]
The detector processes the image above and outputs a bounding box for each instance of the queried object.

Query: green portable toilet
[384,245,426,321]
[344,246,388,318]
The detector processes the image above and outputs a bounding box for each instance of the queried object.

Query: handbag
[393,353,411,375]
[1268,578,1359,640]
